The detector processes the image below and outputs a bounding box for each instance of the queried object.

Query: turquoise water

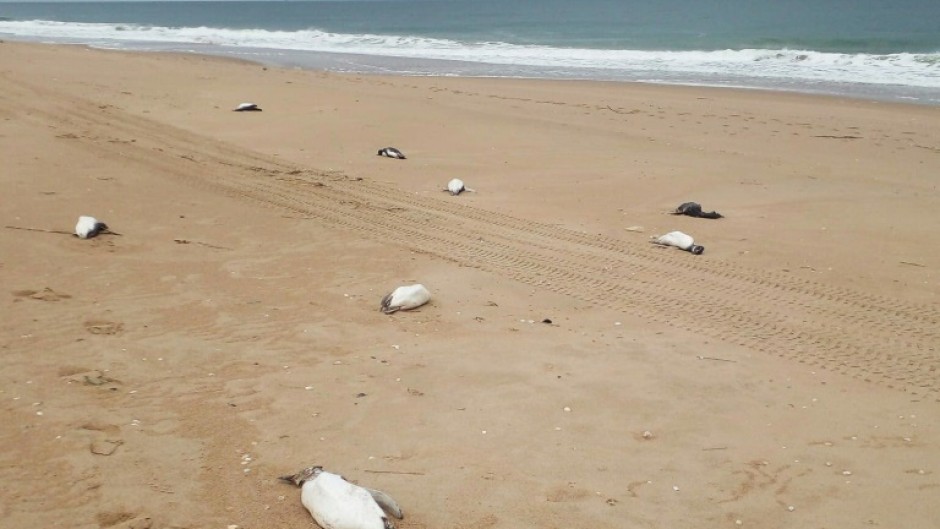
[1,0,938,103]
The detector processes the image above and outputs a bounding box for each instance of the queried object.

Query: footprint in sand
[90,439,124,456]
[718,459,812,504]
[81,422,124,457]
[454,513,498,529]
[84,320,124,335]
[62,368,122,391]
[96,511,153,529]
[12,287,72,301]
[545,483,591,503]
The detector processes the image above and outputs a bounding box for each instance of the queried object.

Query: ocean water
[1,0,938,104]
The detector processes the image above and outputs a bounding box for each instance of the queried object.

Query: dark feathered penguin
[673,202,723,219]
[377,147,406,159]
[75,216,115,239]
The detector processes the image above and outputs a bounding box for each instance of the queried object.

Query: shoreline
[4,36,940,107]
[2,40,938,529]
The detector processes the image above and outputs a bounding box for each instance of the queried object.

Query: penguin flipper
[366,487,404,519]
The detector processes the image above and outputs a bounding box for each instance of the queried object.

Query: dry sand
[0,42,938,529]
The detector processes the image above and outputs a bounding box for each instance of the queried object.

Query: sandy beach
[1,41,938,529]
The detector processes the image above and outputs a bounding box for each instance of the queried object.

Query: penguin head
[378,149,385,156]
[676,202,704,216]
[689,245,705,255]
[278,466,323,486]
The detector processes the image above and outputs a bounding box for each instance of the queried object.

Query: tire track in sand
[6,76,936,399]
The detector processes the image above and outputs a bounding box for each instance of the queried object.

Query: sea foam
[1,20,938,90]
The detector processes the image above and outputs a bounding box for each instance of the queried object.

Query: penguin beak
[278,470,308,486]
[277,474,300,485]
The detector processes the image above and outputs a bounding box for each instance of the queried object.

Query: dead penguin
[672,202,723,219]
[74,216,114,239]
[651,231,704,255]
[377,147,406,159]
[380,284,431,314]
[280,466,403,529]
[233,102,262,112]
[444,178,474,196]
